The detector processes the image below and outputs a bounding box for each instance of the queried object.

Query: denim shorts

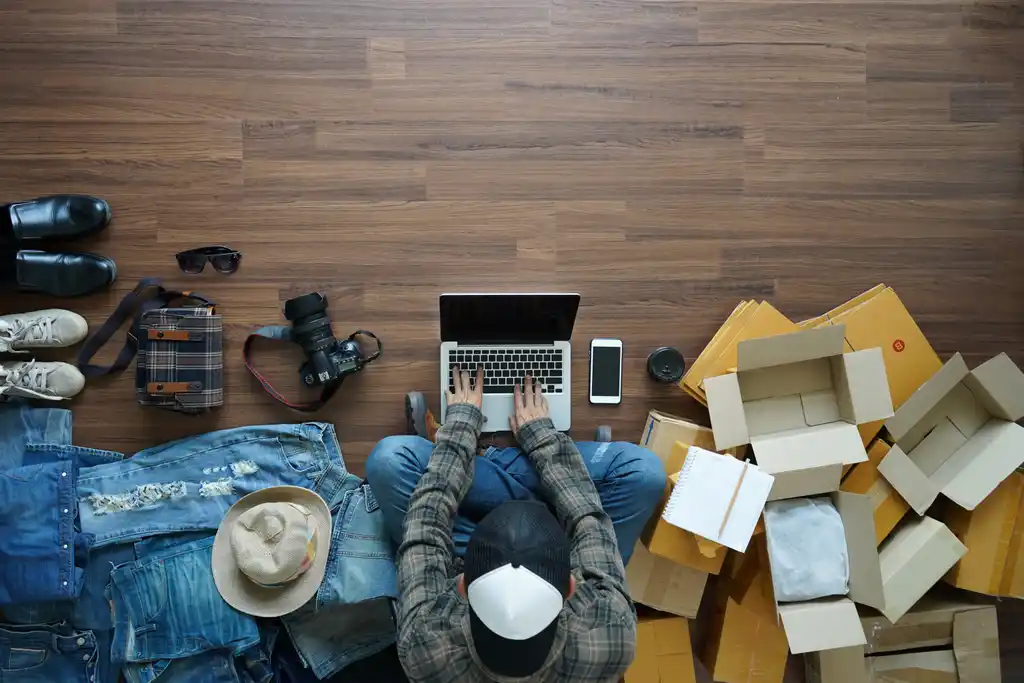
[108,535,259,664]
[78,423,353,548]
[0,621,98,683]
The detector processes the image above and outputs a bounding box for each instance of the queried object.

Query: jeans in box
[77,423,353,548]
[0,621,98,683]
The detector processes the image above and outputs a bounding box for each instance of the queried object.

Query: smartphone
[589,339,623,405]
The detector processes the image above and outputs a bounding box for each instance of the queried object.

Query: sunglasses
[175,246,242,274]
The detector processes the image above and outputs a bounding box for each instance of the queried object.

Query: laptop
[439,293,581,432]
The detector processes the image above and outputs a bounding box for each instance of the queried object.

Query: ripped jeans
[77,423,354,548]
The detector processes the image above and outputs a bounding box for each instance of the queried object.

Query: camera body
[284,293,365,387]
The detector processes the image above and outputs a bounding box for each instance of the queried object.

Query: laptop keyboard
[448,347,564,395]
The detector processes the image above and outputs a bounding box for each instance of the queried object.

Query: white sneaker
[0,360,86,401]
[0,309,89,353]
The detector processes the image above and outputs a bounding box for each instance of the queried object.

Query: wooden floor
[1,0,1022,676]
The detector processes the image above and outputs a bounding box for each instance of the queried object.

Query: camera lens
[284,293,328,321]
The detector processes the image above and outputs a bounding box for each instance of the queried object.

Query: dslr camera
[284,293,375,387]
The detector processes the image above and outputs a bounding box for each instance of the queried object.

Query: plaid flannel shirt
[395,403,636,683]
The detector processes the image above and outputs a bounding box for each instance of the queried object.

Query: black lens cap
[647,347,686,383]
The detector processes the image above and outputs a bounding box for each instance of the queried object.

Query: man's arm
[395,402,482,625]
[515,417,629,588]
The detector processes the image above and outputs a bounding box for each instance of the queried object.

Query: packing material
[806,598,1000,683]
[799,285,943,444]
[625,613,697,683]
[681,301,797,405]
[879,352,1024,515]
[761,491,885,654]
[626,541,708,618]
[839,439,911,545]
[876,516,967,623]
[705,325,895,501]
[941,471,1024,598]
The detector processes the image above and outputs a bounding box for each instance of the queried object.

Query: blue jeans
[365,437,666,563]
[0,621,100,683]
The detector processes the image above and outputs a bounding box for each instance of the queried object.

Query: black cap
[464,500,571,678]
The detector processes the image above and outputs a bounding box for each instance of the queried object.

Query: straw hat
[212,486,331,617]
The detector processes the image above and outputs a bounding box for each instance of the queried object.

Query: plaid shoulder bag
[77,278,224,413]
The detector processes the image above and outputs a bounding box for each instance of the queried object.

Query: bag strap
[77,278,215,378]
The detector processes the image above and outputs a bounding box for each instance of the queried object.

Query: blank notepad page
[662,446,774,553]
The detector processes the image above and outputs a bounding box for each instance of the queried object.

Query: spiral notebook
[662,445,774,553]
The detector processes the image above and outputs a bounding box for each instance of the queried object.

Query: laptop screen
[440,293,581,344]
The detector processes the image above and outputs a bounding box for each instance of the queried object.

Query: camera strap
[243,326,381,412]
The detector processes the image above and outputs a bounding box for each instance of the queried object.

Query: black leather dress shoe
[15,250,117,297]
[4,195,111,243]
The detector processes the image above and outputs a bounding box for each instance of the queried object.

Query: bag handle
[77,278,215,378]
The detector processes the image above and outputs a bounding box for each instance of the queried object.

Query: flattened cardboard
[942,472,1024,598]
[681,300,756,402]
[777,598,865,654]
[840,440,910,545]
[877,516,967,623]
[811,285,943,410]
[860,598,992,654]
[625,541,708,618]
[626,615,697,683]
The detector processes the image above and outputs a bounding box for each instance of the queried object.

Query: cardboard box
[642,459,730,574]
[806,599,1000,683]
[800,285,943,445]
[682,301,798,405]
[626,541,708,618]
[625,614,696,683]
[879,352,1024,515]
[941,471,1024,598]
[762,492,885,654]
[702,540,789,683]
[705,325,895,501]
[640,410,718,462]
[876,516,966,623]
[840,439,911,545]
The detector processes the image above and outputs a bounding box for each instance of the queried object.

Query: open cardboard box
[799,284,944,445]
[705,325,895,501]
[839,439,911,545]
[879,352,1024,515]
[805,597,1000,683]
[763,491,885,654]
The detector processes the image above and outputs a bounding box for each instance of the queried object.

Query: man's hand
[447,365,483,411]
[509,375,550,436]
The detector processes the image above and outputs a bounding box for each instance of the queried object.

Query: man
[366,367,666,682]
